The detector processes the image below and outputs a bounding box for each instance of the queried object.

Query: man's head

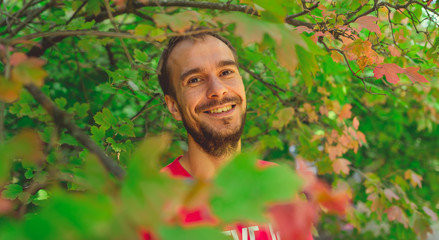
[157,32,246,157]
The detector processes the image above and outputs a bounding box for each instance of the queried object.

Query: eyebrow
[179,60,238,82]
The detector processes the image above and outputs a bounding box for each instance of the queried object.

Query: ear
[164,95,182,121]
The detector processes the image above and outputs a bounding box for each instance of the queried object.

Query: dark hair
[157,30,237,99]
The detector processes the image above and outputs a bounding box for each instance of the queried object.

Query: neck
[179,135,241,179]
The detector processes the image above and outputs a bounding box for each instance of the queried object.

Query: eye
[219,70,234,77]
[188,77,201,84]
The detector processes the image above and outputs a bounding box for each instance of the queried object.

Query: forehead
[167,35,236,77]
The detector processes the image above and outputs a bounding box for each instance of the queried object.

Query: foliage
[0,0,438,239]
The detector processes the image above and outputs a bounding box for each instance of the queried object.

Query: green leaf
[133,49,149,64]
[159,226,228,240]
[73,102,90,118]
[134,24,155,36]
[86,0,101,16]
[2,184,23,200]
[91,126,106,143]
[211,153,302,223]
[94,108,118,130]
[117,124,135,137]
[25,168,34,179]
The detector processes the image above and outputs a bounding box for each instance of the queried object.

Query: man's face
[165,35,246,156]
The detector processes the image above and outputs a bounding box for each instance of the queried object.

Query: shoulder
[161,156,192,178]
[256,160,277,168]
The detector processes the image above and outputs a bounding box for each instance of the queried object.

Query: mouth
[203,104,236,114]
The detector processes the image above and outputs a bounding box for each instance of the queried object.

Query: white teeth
[209,105,232,114]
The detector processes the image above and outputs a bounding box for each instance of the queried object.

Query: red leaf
[373,63,404,84]
[332,158,351,175]
[269,201,317,240]
[354,16,381,35]
[10,52,27,66]
[388,45,401,57]
[403,67,428,83]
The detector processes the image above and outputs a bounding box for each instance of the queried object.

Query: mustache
[196,96,242,113]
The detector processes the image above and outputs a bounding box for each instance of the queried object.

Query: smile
[204,104,236,114]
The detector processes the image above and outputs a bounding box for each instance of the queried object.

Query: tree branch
[285,1,319,21]
[5,2,52,38]
[24,84,126,180]
[24,0,314,57]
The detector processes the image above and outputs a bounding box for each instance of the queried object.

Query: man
[158,31,246,180]
[156,31,312,240]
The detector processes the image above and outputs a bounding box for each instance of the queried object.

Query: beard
[179,97,246,157]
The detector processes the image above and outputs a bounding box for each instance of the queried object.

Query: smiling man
[155,31,313,240]
[159,32,247,180]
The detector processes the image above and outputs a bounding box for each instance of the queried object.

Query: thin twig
[319,40,386,95]
[6,3,51,38]
[8,28,223,46]
[385,6,405,53]
[239,63,288,105]
[131,94,160,122]
[66,0,88,25]
[103,0,134,65]
[285,1,320,21]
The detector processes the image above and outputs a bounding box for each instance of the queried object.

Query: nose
[207,76,228,99]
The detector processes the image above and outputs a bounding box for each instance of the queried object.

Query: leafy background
[0,0,438,239]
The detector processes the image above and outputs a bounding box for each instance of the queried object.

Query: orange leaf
[11,129,45,165]
[308,181,350,215]
[330,51,344,63]
[356,131,367,145]
[11,58,47,86]
[404,170,423,188]
[153,11,200,33]
[342,39,372,60]
[353,117,359,130]
[388,45,401,57]
[332,158,350,175]
[354,16,381,36]
[373,63,404,84]
[356,55,374,70]
[403,67,428,83]
[272,107,295,129]
[0,197,13,215]
[0,76,22,103]
[338,104,352,121]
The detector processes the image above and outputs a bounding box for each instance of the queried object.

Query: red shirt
[157,156,313,240]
